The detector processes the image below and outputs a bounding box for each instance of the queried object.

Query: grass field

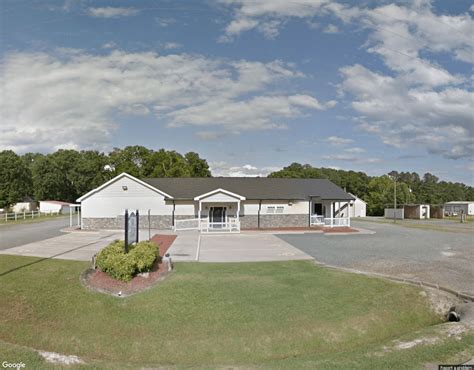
[0,255,472,368]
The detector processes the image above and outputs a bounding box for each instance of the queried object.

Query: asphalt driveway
[277,220,474,296]
[0,217,70,250]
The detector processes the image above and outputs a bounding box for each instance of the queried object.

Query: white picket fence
[1,210,60,222]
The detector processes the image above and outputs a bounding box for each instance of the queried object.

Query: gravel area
[277,220,474,296]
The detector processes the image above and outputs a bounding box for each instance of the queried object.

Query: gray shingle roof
[142,177,354,201]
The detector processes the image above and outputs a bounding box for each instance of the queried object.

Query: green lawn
[0,255,472,369]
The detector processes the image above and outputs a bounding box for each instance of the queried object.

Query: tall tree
[184,152,211,177]
[0,151,33,209]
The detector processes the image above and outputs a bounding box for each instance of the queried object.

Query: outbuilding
[403,204,430,219]
[12,196,37,213]
[39,200,74,214]
[444,201,474,216]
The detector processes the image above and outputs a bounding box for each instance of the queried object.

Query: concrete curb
[313,260,474,302]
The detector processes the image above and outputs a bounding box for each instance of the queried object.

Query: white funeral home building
[77,173,354,232]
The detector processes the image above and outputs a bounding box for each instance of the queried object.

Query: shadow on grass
[0,235,112,277]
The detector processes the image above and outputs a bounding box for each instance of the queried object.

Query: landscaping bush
[96,240,159,281]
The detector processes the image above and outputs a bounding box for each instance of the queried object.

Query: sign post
[124,209,139,253]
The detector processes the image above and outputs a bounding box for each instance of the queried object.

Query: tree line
[268,163,474,215]
[1,149,472,215]
[0,146,210,209]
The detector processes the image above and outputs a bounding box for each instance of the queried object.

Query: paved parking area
[277,220,474,296]
[0,230,121,261]
[198,233,313,262]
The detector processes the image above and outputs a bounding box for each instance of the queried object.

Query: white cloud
[210,161,281,177]
[340,64,474,159]
[0,49,334,152]
[156,17,176,27]
[322,155,382,164]
[163,42,182,50]
[87,7,139,18]
[344,147,365,154]
[323,24,339,33]
[325,136,354,146]
[217,1,473,160]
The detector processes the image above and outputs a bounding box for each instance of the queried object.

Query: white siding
[174,201,196,216]
[198,192,241,203]
[81,176,170,218]
[261,200,309,215]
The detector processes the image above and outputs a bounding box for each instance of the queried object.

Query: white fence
[174,217,241,233]
[310,215,350,227]
[324,217,350,228]
[310,214,324,225]
[1,210,60,222]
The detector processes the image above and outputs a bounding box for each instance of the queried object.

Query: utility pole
[393,176,397,223]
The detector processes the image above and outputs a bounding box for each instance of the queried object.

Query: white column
[69,206,72,227]
[198,201,202,230]
[347,201,350,227]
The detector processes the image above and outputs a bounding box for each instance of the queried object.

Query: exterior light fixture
[288,201,293,206]
[122,186,128,191]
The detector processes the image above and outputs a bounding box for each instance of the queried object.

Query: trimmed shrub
[96,240,159,281]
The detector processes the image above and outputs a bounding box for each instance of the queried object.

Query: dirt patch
[39,350,84,365]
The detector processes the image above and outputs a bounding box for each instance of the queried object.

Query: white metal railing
[0,210,61,222]
[201,217,240,233]
[324,217,350,228]
[310,214,325,225]
[173,217,240,233]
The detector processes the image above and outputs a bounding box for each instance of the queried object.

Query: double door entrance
[209,207,227,228]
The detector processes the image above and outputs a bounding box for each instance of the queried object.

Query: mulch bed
[80,234,177,297]
[321,227,358,233]
[150,234,177,256]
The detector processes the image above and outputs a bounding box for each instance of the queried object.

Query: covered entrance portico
[310,197,351,228]
[173,188,246,233]
[196,189,246,232]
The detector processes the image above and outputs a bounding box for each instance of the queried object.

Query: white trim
[76,172,173,202]
[193,188,246,201]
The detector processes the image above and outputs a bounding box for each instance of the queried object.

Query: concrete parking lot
[277,220,474,296]
[198,233,313,262]
[0,230,121,261]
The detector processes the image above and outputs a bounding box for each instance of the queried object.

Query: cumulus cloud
[322,155,382,164]
[210,161,281,177]
[0,49,335,152]
[87,7,139,18]
[218,0,473,160]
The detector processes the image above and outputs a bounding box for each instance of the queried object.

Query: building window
[266,206,275,214]
[276,206,284,214]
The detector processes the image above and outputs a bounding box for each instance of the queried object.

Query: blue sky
[0,0,472,183]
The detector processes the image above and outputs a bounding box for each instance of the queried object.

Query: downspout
[258,200,262,229]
